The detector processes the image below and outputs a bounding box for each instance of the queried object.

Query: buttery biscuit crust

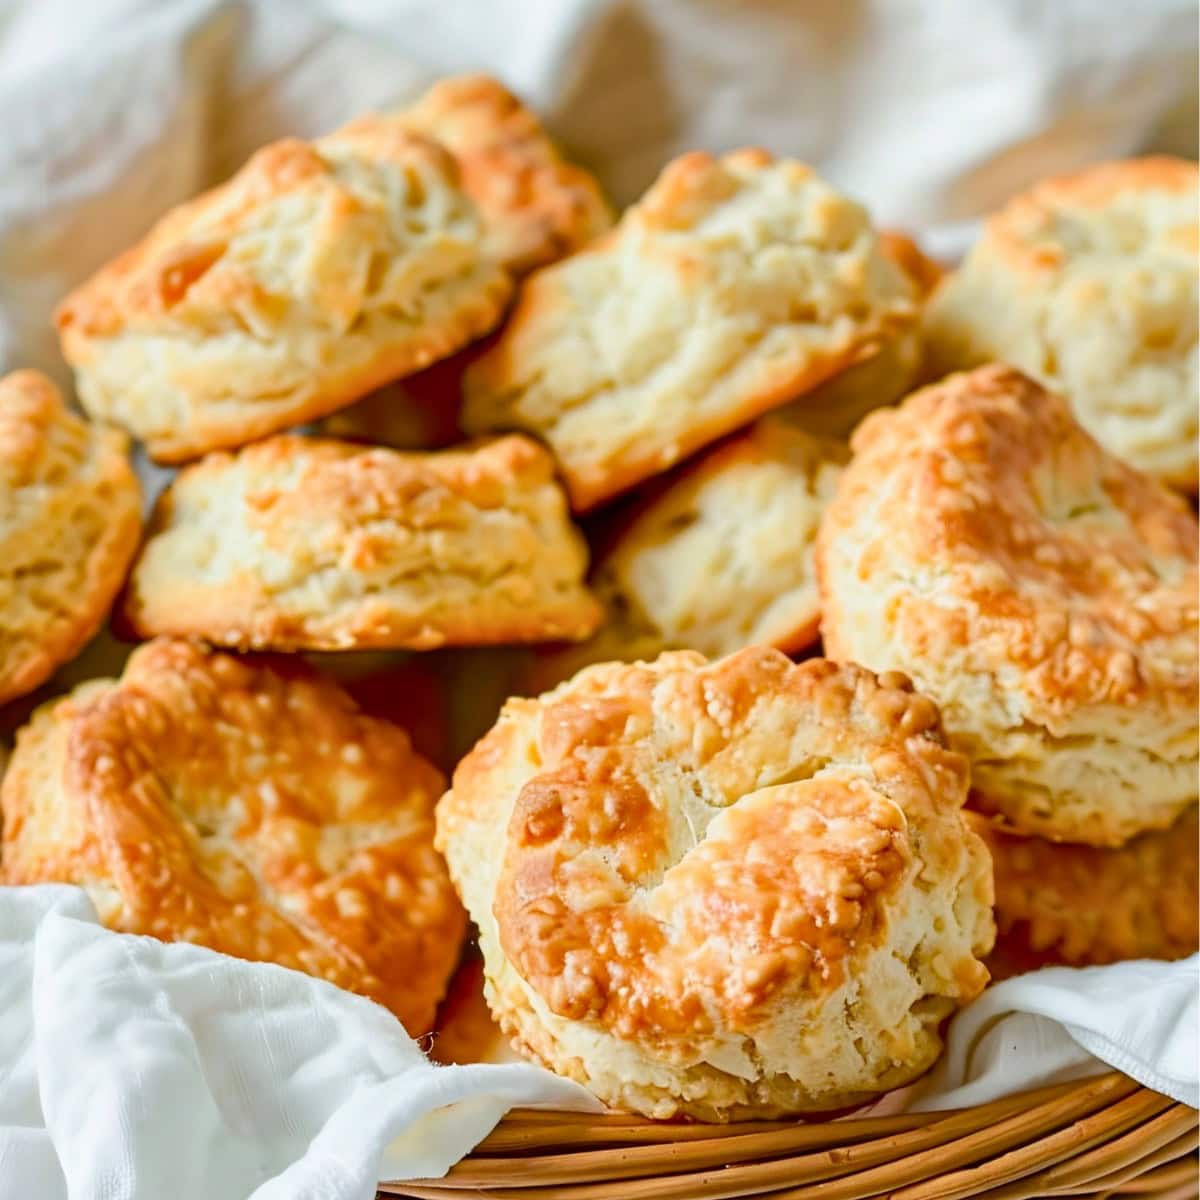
[398,74,613,276]
[462,148,917,511]
[925,156,1199,487]
[0,370,141,705]
[438,647,993,1120]
[122,433,603,651]
[0,639,465,1034]
[56,122,511,462]
[817,364,1199,846]
[975,808,1198,968]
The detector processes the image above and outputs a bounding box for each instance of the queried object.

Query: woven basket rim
[384,1071,1198,1200]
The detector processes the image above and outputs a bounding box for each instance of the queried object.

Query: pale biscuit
[122,434,603,651]
[529,419,847,689]
[925,157,1198,488]
[0,639,465,1034]
[461,149,918,510]
[398,74,613,275]
[0,370,141,705]
[975,808,1198,969]
[818,365,1199,847]
[437,647,994,1120]
[56,120,512,463]
[781,230,943,438]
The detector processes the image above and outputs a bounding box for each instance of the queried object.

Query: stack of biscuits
[0,73,1195,1122]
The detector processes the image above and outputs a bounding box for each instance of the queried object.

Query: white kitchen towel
[908,957,1200,1111]
[0,0,1196,388]
[0,885,601,1200]
[1,884,1195,1200]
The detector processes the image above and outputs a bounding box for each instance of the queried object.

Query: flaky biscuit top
[398,73,613,275]
[462,148,917,510]
[843,366,1197,720]
[442,649,991,1045]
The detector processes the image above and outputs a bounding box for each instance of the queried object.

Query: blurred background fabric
[0,0,1196,387]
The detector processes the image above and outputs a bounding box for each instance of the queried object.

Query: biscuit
[461,149,918,511]
[56,120,512,463]
[924,157,1198,488]
[437,647,994,1120]
[781,230,943,439]
[817,365,1199,847]
[0,370,141,706]
[0,639,465,1034]
[398,74,612,276]
[122,434,603,651]
[975,808,1198,968]
[529,419,847,688]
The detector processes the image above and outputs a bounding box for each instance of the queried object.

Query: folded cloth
[908,958,1200,1111]
[0,886,599,1200]
[1,885,1194,1200]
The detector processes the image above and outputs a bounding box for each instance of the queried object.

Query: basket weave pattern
[383,1072,1198,1199]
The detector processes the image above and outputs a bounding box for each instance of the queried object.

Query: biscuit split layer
[925,156,1199,488]
[123,434,603,652]
[0,639,465,1034]
[438,647,994,1120]
[462,148,917,511]
[0,370,141,705]
[818,364,1199,847]
[56,120,512,463]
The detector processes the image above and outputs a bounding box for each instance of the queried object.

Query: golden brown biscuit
[398,74,612,276]
[0,370,141,706]
[437,648,994,1120]
[529,419,847,689]
[818,365,1199,847]
[461,149,918,511]
[122,434,603,651]
[56,120,512,463]
[975,808,1199,968]
[0,639,465,1034]
[925,157,1198,488]
[781,230,944,439]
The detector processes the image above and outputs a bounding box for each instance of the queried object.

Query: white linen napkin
[0,885,1194,1200]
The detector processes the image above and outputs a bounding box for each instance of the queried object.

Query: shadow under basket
[381,1072,1198,1200]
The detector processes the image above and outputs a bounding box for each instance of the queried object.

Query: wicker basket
[382,1072,1198,1200]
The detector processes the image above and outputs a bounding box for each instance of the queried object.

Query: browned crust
[0,370,142,704]
[822,364,1198,726]
[398,74,613,275]
[975,808,1199,967]
[122,434,603,651]
[55,128,512,463]
[0,639,466,1034]
[444,649,991,1040]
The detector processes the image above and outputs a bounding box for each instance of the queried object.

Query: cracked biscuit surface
[56,119,511,463]
[0,639,465,1034]
[437,647,994,1120]
[924,157,1198,488]
[398,74,612,276]
[817,365,1199,847]
[461,148,917,510]
[0,370,141,705]
[123,434,602,651]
